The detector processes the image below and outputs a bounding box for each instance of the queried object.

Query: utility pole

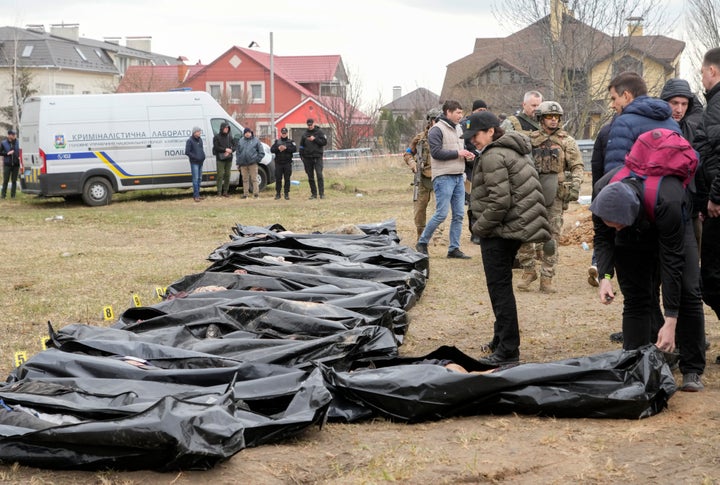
[270,32,275,140]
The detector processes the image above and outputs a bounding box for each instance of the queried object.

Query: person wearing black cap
[299,118,328,199]
[591,170,705,392]
[1,129,20,199]
[271,127,297,200]
[463,111,550,366]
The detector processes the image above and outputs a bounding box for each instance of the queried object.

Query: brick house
[118,46,373,147]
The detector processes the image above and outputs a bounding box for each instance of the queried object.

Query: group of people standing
[404,95,582,366]
[184,117,327,202]
[405,51,720,384]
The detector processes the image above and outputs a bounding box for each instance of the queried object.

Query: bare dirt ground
[2,174,720,485]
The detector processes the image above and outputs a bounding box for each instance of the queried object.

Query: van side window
[212,119,242,143]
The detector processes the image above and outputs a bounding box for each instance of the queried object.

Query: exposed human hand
[459,149,475,160]
[599,278,614,305]
[655,316,677,352]
[707,200,720,218]
[308,136,315,142]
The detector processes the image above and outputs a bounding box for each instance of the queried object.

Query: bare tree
[318,67,381,149]
[0,67,37,132]
[475,0,676,137]
[685,0,720,79]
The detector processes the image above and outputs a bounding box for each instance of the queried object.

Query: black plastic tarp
[323,345,676,423]
[0,220,677,471]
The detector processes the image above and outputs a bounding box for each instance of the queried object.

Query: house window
[227,82,243,104]
[248,82,265,104]
[207,83,223,101]
[21,45,33,57]
[74,46,88,62]
[255,122,271,138]
[55,83,74,95]
[320,83,345,97]
[613,55,643,78]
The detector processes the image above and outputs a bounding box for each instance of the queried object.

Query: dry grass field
[1,156,719,484]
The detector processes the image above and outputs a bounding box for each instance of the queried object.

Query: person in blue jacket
[184,127,205,202]
[603,71,680,174]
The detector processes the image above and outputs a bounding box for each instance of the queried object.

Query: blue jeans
[418,174,465,251]
[190,161,203,198]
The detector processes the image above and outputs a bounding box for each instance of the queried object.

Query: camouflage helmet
[535,101,564,120]
[426,108,442,121]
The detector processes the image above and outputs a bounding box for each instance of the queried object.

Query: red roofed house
[117,47,373,147]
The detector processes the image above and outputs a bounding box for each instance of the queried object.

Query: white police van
[20,91,274,205]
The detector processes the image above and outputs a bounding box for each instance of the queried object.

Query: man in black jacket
[271,127,297,200]
[212,122,235,197]
[693,48,720,322]
[1,129,20,199]
[299,118,328,199]
[591,174,705,392]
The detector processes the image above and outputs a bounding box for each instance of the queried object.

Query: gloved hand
[566,185,580,202]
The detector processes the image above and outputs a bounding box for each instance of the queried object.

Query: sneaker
[274,194,281,200]
[609,332,624,343]
[241,195,248,199]
[254,194,259,198]
[309,195,317,200]
[193,197,201,203]
[478,352,520,367]
[588,265,599,287]
[680,373,704,392]
[320,195,325,199]
[284,194,290,200]
[415,242,428,255]
[447,249,471,259]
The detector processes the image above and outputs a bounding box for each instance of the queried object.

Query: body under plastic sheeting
[323,345,676,423]
[0,221,676,471]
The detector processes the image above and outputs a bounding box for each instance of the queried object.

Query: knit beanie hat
[590,182,641,226]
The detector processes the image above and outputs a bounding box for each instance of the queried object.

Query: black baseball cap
[281,127,288,133]
[461,112,500,139]
[306,118,314,125]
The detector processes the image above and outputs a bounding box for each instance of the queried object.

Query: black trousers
[701,216,720,317]
[275,162,292,196]
[302,156,324,196]
[616,222,705,375]
[479,237,522,357]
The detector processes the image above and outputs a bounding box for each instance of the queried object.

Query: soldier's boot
[539,276,557,294]
[517,270,537,291]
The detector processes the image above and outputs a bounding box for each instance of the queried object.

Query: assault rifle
[413,140,424,202]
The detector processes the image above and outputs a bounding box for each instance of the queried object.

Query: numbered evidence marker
[103,305,114,321]
[132,293,142,307]
[40,336,49,350]
[14,351,28,368]
[155,286,167,301]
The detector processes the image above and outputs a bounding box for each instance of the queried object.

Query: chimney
[104,37,121,45]
[126,36,152,52]
[25,24,45,33]
[50,23,79,42]
[393,86,402,100]
[626,17,644,36]
[550,0,570,42]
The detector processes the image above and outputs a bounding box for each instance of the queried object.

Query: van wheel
[82,177,112,206]
[257,169,268,191]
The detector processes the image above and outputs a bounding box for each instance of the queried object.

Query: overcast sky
[4,0,688,106]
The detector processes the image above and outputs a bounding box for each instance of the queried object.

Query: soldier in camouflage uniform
[517,101,584,293]
[500,91,543,134]
[403,109,445,240]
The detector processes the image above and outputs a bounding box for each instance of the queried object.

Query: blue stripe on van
[45,152,135,177]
